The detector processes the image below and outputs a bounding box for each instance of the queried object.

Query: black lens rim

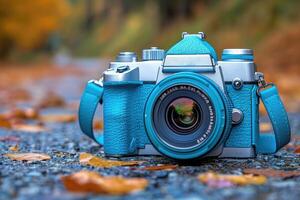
[152,84,216,149]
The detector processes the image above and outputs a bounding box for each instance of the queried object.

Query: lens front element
[167,97,201,134]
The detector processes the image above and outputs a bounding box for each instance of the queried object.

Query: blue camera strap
[78,80,291,154]
[78,80,104,145]
[256,85,291,153]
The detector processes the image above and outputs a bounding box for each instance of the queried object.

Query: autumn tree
[0,0,69,58]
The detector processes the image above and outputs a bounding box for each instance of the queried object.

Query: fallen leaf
[139,164,178,171]
[79,153,141,168]
[37,92,65,108]
[0,108,39,120]
[93,120,103,130]
[0,135,20,142]
[260,122,272,132]
[61,171,148,195]
[10,108,39,120]
[40,114,76,123]
[9,88,32,101]
[9,145,19,152]
[12,124,46,133]
[198,171,267,188]
[5,153,51,161]
[0,118,12,128]
[244,168,300,179]
[294,146,300,154]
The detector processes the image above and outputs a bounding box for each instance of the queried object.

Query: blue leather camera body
[79,32,291,160]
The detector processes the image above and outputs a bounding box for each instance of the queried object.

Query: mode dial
[142,47,165,61]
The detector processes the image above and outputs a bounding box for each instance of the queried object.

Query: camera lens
[152,85,216,149]
[145,73,232,159]
[166,98,201,134]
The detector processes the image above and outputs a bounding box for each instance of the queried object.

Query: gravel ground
[0,113,299,200]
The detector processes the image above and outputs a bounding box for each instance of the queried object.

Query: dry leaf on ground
[93,120,103,130]
[244,168,300,179]
[198,171,267,188]
[12,124,47,133]
[61,171,148,195]
[139,164,178,171]
[79,153,141,168]
[9,145,19,152]
[5,153,51,161]
[0,118,12,128]
[260,122,272,132]
[294,146,300,154]
[40,114,76,123]
[37,92,65,108]
[0,108,39,120]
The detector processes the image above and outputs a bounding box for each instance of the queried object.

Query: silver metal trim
[232,108,244,125]
[103,66,140,82]
[115,52,137,62]
[218,61,256,82]
[182,32,206,39]
[142,47,165,61]
[222,49,253,55]
[157,64,225,91]
[219,147,256,158]
[232,77,243,90]
[137,145,161,155]
[163,54,215,68]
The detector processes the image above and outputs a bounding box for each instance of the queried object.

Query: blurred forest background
[0,0,299,111]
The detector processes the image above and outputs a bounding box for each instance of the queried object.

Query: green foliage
[0,0,300,59]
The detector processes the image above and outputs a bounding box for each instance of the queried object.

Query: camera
[79,32,290,160]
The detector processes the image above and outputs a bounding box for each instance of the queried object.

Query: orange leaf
[79,153,141,168]
[5,153,51,161]
[40,114,76,123]
[12,124,46,132]
[61,171,148,195]
[244,168,300,178]
[294,146,300,154]
[140,164,178,171]
[9,145,19,152]
[0,118,12,128]
[93,120,103,130]
[37,92,65,108]
[198,171,267,187]
[260,122,272,132]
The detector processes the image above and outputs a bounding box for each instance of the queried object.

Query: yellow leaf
[244,168,300,178]
[260,122,272,132]
[40,114,76,123]
[12,124,46,133]
[5,153,51,161]
[139,164,178,171]
[0,108,39,120]
[9,145,19,152]
[198,171,267,187]
[61,171,148,195]
[79,153,141,168]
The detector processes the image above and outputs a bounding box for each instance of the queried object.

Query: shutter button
[116,66,130,73]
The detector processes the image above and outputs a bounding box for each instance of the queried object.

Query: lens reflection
[167,97,201,134]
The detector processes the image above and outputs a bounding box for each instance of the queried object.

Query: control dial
[142,47,165,61]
